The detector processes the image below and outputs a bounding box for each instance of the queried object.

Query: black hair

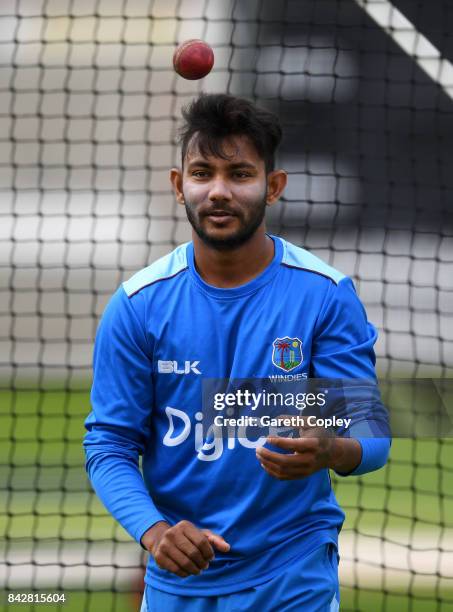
[178,93,282,174]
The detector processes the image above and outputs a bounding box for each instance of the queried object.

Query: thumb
[202,529,231,552]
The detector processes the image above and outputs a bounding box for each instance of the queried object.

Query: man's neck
[192,229,275,289]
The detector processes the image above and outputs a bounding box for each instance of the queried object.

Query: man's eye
[234,172,251,178]
[192,170,209,178]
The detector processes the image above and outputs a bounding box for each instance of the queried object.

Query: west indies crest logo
[272,337,303,372]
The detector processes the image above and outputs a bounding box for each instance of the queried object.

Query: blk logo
[158,360,201,375]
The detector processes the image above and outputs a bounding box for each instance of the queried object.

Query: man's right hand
[140,520,230,578]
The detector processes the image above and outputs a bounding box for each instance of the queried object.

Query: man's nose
[208,178,233,201]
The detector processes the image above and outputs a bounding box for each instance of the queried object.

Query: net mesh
[1,0,453,610]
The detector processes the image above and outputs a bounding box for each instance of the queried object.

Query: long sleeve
[83,286,165,543]
[311,276,391,476]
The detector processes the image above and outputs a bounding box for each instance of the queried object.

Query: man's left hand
[256,423,362,479]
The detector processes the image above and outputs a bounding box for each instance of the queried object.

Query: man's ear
[266,169,287,205]
[170,168,185,206]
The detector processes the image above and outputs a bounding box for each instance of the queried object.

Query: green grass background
[1,388,453,611]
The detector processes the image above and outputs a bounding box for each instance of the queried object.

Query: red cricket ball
[173,39,214,80]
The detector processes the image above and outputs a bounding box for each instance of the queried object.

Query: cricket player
[84,93,391,611]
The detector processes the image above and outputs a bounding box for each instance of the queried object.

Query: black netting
[1,0,452,610]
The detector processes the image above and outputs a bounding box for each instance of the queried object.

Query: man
[84,93,390,611]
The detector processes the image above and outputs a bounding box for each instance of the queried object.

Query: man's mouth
[205,210,237,223]
[206,210,235,217]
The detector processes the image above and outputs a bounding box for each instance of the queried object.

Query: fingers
[185,525,216,562]
[257,442,315,464]
[265,436,318,453]
[256,430,334,479]
[166,541,207,576]
[156,552,190,578]
[271,415,330,441]
[259,455,310,479]
[153,521,229,579]
[299,425,334,439]
[256,438,314,480]
[203,530,231,552]
[259,459,295,480]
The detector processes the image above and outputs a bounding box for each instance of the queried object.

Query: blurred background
[1,0,452,610]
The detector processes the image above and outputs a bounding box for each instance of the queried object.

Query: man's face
[181,135,269,250]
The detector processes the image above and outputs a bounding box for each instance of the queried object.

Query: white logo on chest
[157,360,201,375]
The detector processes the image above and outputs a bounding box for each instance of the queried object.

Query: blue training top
[84,234,390,596]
